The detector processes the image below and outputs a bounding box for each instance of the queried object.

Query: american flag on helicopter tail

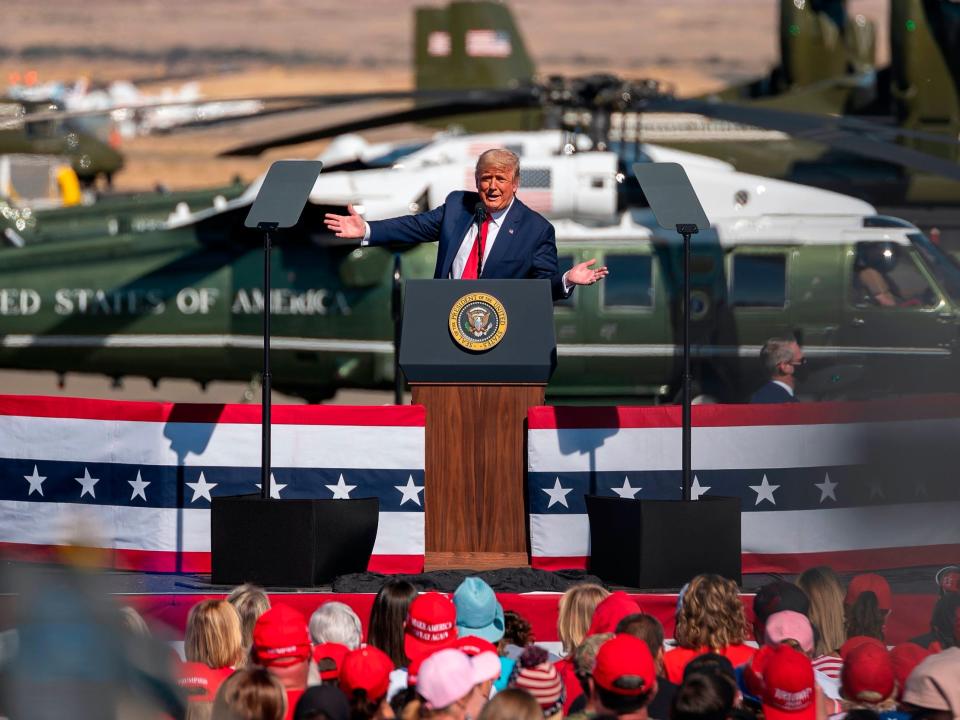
[517,167,553,213]
[465,29,512,58]
[0,395,426,573]
[527,399,960,574]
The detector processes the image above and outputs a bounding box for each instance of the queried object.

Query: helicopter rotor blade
[218,89,536,156]
[659,98,960,182]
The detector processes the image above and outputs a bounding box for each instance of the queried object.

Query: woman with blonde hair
[797,566,847,679]
[557,583,609,654]
[185,599,245,670]
[227,583,271,661]
[663,574,755,684]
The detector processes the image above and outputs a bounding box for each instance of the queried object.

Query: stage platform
[0,560,944,648]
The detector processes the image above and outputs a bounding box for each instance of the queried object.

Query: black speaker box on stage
[585,495,741,589]
[211,495,379,587]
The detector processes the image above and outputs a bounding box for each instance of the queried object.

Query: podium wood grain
[412,384,544,555]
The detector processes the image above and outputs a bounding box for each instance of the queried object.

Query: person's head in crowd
[294,685,351,720]
[455,636,504,702]
[118,605,152,637]
[573,632,615,699]
[227,583,271,661]
[928,591,960,650]
[757,644,816,720]
[252,604,312,691]
[617,613,666,677]
[310,601,363,650]
[340,645,396,720]
[889,643,932,701]
[185,599,244,670]
[900,646,960,720]
[683,654,737,691]
[590,633,657,718]
[212,666,287,720]
[936,565,960,596]
[797,566,846,657]
[509,645,565,720]
[840,641,896,711]
[454,577,505,645]
[368,579,418,667]
[312,642,349,685]
[477,688,543,720]
[765,611,815,657]
[503,609,534,650]
[588,591,643,636]
[557,583,610,655]
[404,592,458,663]
[178,661,232,720]
[675,574,748,652]
[752,581,810,644]
[844,574,891,642]
[671,670,735,720]
[417,648,490,720]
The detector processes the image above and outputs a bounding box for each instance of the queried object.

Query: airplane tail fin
[890,0,960,159]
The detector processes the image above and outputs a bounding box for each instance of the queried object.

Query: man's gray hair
[308,601,362,649]
[475,148,520,180]
[760,338,797,377]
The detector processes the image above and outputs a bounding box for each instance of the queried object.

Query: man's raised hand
[323,204,366,239]
[567,258,609,286]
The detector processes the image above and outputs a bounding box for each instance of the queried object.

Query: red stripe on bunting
[528,396,960,430]
[0,395,426,427]
[741,544,960,574]
[0,543,424,575]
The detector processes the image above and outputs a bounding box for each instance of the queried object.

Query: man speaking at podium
[323,148,607,301]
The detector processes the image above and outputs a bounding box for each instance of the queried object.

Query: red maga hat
[760,645,816,720]
[845,574,892,611]
[252,604,311,668]
[841,642,895,704]
[404,592,458,662]
[592,633,656,697]
[339,645,395,702]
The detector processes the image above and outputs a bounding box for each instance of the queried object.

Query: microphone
[474,203,486,277]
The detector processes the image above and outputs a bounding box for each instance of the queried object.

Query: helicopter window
[730,254,786,307]
[851,241,938,309]
[602,255,653,308]
[555,254,577,308]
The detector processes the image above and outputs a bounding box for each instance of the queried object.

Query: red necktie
[460,215,491,279]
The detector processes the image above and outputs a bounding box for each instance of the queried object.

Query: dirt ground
[2,0,889,191]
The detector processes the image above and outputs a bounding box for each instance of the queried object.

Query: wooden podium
[400,280,556,570]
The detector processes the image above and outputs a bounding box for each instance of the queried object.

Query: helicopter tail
[890,0,960,160]
[414,0,539,131]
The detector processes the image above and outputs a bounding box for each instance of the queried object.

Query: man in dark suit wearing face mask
[750,338,806,403]
[323,148,607,301]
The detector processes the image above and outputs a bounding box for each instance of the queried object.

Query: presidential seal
[448,292,508,351]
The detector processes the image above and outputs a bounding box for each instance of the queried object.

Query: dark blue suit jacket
[367,191,568,301]
[750,381,798,404]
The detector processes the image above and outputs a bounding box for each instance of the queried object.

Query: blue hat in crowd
[453,577,505,643]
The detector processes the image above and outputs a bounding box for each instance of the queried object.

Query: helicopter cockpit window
[602,254,653,308]
[851,242,938,309]
[730,254,786,307]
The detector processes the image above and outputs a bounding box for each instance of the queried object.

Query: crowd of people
[160,565,960,720]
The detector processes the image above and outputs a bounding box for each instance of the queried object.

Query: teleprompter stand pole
[240,160,323,499]
[678,223,698,501]
[259,223,277,498]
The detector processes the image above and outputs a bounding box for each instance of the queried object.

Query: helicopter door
[837,241,954,395]
[585,248,670,399]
